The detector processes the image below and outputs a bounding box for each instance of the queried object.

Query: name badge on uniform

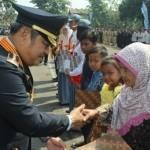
[7,53,20,67]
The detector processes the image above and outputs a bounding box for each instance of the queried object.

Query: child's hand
[82,109,99,121]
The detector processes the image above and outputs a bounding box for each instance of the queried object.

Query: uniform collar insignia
[7,53,20,67]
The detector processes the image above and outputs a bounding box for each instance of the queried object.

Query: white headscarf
[112,42,150,136]
[58,25,73,50]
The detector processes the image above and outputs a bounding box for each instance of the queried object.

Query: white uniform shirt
[70,30,78,47]
[143,31,150,44]
[137,32,143,42]
[132,32,137,42]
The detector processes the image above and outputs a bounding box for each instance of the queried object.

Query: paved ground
[30,45,119,150]
[31,62,83,150]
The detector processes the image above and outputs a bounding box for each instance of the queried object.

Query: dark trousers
[69,83,75,111]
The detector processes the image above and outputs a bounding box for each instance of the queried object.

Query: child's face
[101,64,121,87]
[89,53,102,71]
[119,64,136,87]
[80,39,95,54]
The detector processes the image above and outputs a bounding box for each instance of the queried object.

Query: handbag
[75,89,101,109]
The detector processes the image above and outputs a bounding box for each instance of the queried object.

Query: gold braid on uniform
[32,25,57,47]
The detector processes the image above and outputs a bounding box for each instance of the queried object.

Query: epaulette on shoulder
[6,53,20,67]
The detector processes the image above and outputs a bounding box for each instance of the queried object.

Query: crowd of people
[51,9,150,150]
[96,28,150,48]
[0,2,150,150]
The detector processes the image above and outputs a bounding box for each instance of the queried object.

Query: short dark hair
[89,45,108,58]
[10,22,23,35]
[10,22,50,44]
[79,29,98,43]
[10,22,39,39]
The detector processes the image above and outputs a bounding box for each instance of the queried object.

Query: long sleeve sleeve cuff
[66,115,72,131]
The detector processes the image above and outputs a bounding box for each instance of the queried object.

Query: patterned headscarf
[112,42,150,136]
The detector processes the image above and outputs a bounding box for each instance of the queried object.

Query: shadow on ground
[32,78,83,150]
[34,80,57,86]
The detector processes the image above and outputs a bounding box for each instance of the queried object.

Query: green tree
[88,0,108,27]
[70,8,89,19]
[31,0,70,15]
[0,0,16,27]
[88,0,121,28]
[119,0,150,29]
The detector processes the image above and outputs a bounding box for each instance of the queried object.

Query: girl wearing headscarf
[58,25,73,50]
[112,42,150,149]
[57,25,73,104]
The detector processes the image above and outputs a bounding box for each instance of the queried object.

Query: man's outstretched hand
[70,105,99,130]
[70,104,87,129]
[82,109,99,120]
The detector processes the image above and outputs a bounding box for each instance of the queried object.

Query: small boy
[79,29,99,90]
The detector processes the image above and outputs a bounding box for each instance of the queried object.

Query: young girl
[79,29,100,90]
[84,56,122,143]
[100,57,123,105]
[79,46,108,145]
[57,25,73,51]
[87,45,108,91]
[57,25,73,105]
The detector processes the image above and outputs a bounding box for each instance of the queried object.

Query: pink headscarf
[112,42,150,136]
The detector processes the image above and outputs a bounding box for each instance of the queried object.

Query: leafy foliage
[88,0,107,27]
[119,0,150,29]
[88,0,150,29]
[88,0,121,28]
[31,0,70,15]
[0,0,16,27]
[70,8,89,19]
[119,0,150,20]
